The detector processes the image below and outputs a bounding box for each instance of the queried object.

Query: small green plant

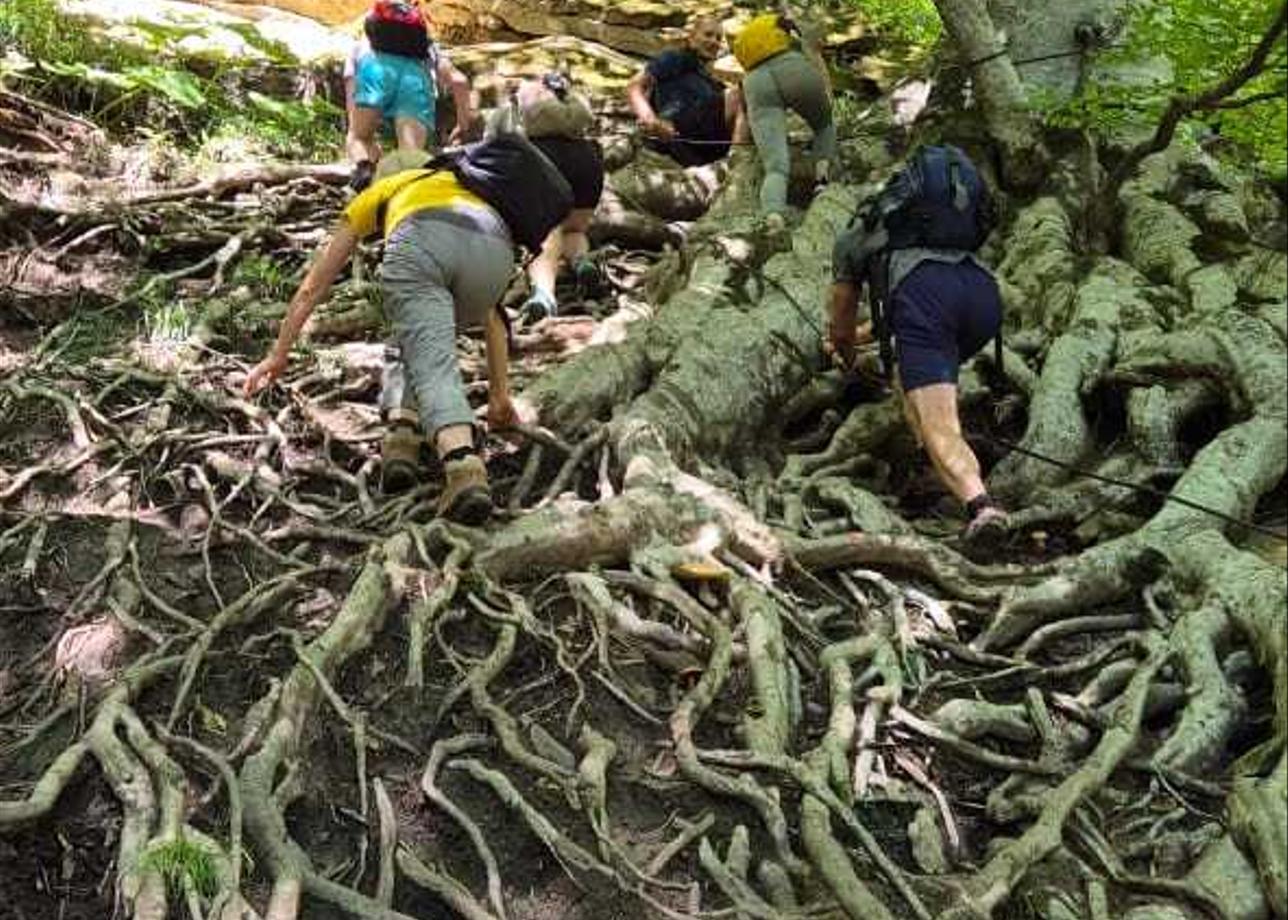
[40,305,131,363]
[137,836,220,899]
[232,254,297,300]
[142,295,193,345]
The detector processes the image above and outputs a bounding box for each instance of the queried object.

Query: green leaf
[125,65,207,109]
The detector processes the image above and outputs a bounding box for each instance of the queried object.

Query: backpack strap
[868,250,895,382]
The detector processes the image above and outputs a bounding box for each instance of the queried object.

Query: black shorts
[891,259,1002,392]
[531,136,605,210]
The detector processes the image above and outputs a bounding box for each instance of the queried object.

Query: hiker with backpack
[243,135,576,524]
[626,15,750,167]
[826,145,1008,541]
[731,12,835,229]
[344,0,477,190]
[484,73,605,322]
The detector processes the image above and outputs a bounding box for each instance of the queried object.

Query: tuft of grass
[137,836,220,899]
[142,296,193,345]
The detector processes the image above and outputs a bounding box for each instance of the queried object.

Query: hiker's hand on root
[243,353,287,396]
[487,393,523,431]
[824,331,856,372]
[643,116,677,141]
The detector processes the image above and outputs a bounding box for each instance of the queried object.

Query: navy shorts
[891,260,1002,392]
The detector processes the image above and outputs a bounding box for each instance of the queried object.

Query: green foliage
[854,0,942,50]
[0,0,98,64]
[137,837,220,899]
[0,0,340,160]
[222,21,297,66]
[231,253,296,300]
[1039,0,1287,177]
[40,307,131,363]
[237,93,344,159]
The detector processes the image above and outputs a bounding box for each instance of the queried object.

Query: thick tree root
[941,634,1171,919]
[238,534,418,920]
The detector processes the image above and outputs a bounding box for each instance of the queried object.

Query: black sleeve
[832,223,867,285]
[647,49,698,83]
[832,218,890,286]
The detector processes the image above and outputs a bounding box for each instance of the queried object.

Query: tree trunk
[932,0,1048,189]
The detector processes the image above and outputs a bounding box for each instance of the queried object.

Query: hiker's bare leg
[348,105,383,164]
[434,423,473,459]
[529,209,594,304]
[529,227,564,298]
[562,208,594,263]
[393,116,430,152]
[905,383,986,504]
[895,379,923,449]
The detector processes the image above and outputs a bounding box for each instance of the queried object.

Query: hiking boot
[380,423,422,494]
[572,256,604,300]
[437,454,492,524]
[762,211,792,251]
[350,159,375,192]
[521,287,558,324]
[963,504,1008,551]
[813,158,831,189]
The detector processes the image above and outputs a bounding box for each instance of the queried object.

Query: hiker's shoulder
[648,48,699,77]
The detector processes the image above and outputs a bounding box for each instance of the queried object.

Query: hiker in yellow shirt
[245,138,576,523]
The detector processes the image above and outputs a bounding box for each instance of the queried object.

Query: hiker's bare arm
[484,308,516,429]
[245,225,358,394]
[628,69,674,139]
[826,282,861,364]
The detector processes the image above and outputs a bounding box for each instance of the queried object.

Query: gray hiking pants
[743,50,836,214]
[379,208,514,436]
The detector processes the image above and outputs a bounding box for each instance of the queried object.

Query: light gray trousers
[743,50,836,214]
[379,209,513,435]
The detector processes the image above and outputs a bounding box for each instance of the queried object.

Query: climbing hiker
[826,144,1006,541]
[485,72,604,322]
[243,136,575,524]
[626,15,749,167]
[732,11,835,229]
[343,0,477,190]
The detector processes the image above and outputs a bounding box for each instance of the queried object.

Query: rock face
[205,0,874,70]
[213,0,367,26]
[63,0,352,63]
[206,0,720,46]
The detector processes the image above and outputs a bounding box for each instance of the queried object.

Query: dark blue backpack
[875,144,995,251]
[859,145,1002,381]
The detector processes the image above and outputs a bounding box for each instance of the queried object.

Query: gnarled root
[237,534,417,920]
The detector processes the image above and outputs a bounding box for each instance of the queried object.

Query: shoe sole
[442,486,493,525]
[963,517,1008,553]
[381,459,420,495]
